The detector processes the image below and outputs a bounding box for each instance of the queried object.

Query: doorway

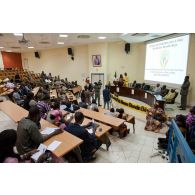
[91,73,104,94]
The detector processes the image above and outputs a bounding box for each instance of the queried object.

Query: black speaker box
[68,48,73,55]
[35,51,40,58]
[125,43,130,54]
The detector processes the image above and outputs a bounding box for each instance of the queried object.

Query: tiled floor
[0,96,189,163]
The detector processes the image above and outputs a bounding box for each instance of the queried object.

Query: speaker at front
[35,51,40,58]
[125,43,130,54]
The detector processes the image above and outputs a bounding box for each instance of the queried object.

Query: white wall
[22,45,89,86]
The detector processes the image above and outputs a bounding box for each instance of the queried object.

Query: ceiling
[0,33,172,53]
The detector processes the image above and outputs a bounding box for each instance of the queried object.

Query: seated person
[36,97,51,119]
[66,112,101,162]
[12,87,24,105]
[118,74,124,87]
[23,92,36,110]
[104,108,118,117]
[160,85,167,97]
[0,129,20,163]
[15,72,21,83]
[16,106,62,155]
[64,101,75,113]
[46,101,73,129]
[186,106,195,129]
[88,99,99,112]
[153,83,161,95]
[0,129,39,163]
[5,79,15,89]
[164,89,176,103]
[19,83,30,97]
[132,80,137,88]
[145,102,166,132]
[117,108,128,120]
[141,82,145,89]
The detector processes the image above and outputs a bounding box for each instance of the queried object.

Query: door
[91,73,104,94]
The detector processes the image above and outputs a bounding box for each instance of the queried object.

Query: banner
[111,93,150,113]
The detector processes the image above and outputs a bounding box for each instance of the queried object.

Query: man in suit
[178,76,190,110]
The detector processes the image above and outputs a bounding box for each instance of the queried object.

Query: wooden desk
[110,86,165,110]
[32,87,40,96]
[0,100,28,122]
[98,107,135,133]
[71,117,112,138]
[70,85,82,94]
[40,120,83,157]
[0,101,83,158]
[78,107,125,129]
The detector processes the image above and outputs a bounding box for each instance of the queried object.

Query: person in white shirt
[153,83,161,95]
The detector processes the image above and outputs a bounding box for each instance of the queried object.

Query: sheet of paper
[131,89,134,95]
[60,105,67,110]
[47,140,62,151]
[31,144,47,162]
[41,127,59,135]
[86,128,94,134]
[31,151,43,162]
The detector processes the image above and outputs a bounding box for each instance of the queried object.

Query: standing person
[118,74,124,87]
[124,73,129,87]
[84,86,93,105]
[103,85,111,109]
[94,81,101,106]
[178,76,190,110]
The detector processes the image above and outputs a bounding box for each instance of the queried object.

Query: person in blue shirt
[67,112,101,162]
[103,85,110,109]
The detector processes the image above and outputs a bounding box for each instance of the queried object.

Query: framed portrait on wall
[92,55,101,67]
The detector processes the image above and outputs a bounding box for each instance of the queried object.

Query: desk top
[78,107,125,128]
[0,101,83,157]
[71,86,82,94]
[72,117,111,138]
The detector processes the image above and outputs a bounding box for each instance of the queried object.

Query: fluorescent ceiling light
[59,34,68,38]
[6,50,12,52]
[98,36,106,39]
[14,33,23,36]
[28,46,34,49]
[0,46,4,49]
[57,42,64,45]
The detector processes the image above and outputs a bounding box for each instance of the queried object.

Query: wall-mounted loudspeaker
[68,48,73,56]
[35,51,40,58]
[125,43,130,54]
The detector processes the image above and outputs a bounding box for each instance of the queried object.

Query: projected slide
[144,35,189,84]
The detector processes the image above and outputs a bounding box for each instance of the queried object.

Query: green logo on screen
[160,50,169,68]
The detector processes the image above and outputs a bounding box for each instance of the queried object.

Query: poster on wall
[92,55,101,67]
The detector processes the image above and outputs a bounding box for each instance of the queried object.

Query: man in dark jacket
[178,76,190,110]
[103,85,111,109]
[67,112,101,162]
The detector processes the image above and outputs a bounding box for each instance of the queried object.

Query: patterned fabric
[36,101,51,119]
[186,113,195,127]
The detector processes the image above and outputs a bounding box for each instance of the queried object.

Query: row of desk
[110,86,165,110]
[0,101,83,158]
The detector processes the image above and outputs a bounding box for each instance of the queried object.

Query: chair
[166,92,178,104]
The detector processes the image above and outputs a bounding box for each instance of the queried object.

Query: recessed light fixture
[59,34,68,38]
[28,46,34,49]
[57,42,64,45]
[0,46,4,49]
[98,36,106,40]
[13,33,23,36]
